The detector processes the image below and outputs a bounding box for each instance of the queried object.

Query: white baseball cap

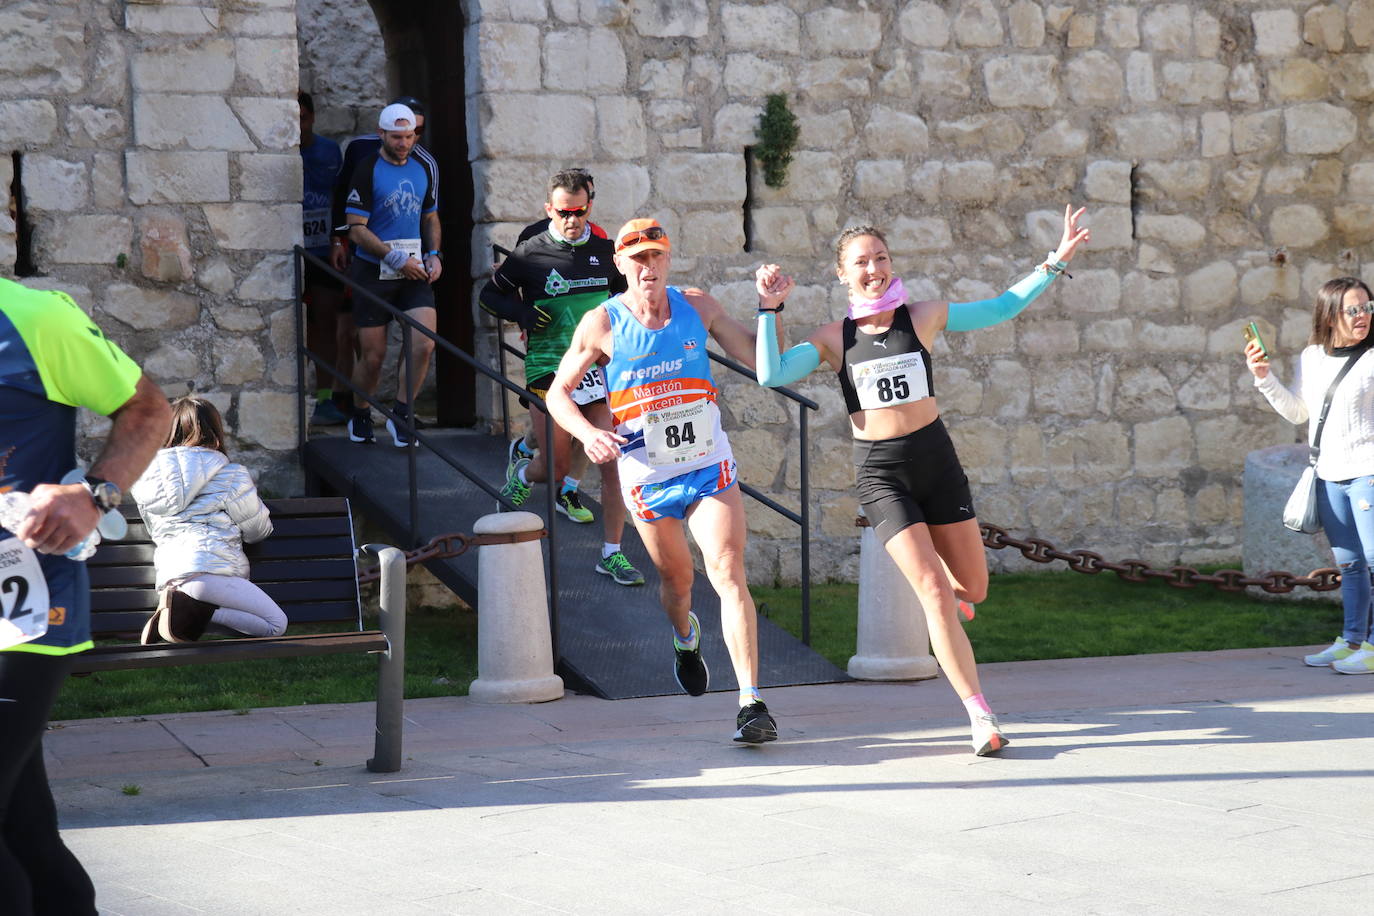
[378,103,417,132]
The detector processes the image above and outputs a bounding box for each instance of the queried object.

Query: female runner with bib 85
[752,204,1090,756]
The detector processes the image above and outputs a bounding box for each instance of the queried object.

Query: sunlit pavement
[49,646,1374,915]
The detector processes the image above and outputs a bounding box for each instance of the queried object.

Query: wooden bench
[73,496,407,772]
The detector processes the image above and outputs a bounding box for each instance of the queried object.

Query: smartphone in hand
[1242,321,1269,358]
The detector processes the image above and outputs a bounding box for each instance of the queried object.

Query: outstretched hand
[755,263,794,310]
[1052,205,1091,264]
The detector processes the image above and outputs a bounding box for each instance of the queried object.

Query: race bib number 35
[0,537,49,649]
[643,400,714,467]
[850,352,930,411]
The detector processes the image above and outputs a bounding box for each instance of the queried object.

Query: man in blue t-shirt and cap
[342,102,442,447]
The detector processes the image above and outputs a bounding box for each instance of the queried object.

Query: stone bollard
[1243,444,1338,603]
[848,521,940,681]
[467,511,566,703]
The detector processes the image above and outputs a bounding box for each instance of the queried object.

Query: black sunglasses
[553,205,589,219]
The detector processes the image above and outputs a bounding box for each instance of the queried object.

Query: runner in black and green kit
[479,169,644,586]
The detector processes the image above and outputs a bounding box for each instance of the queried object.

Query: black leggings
[0,652,96,916]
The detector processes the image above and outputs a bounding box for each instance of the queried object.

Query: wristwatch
[83,476,123,513]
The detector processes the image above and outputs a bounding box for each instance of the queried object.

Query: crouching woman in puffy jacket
[132,396,286,643]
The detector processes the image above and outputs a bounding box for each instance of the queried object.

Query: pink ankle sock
[962,693,992,718]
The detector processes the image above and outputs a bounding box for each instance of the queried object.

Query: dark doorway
[364,0,477,426]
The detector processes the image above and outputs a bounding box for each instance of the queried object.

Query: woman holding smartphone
[1246,277,1374,673]
[751,204,1089,755]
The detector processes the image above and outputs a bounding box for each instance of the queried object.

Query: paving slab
[45,645,1374,915]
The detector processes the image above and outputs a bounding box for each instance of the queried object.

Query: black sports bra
[838,305,936,415]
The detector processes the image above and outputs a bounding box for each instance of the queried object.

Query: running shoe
[734,701,778,744]
[347,411,375,444]
[1332,641,1374,675]
[385,403,413,448]
[596,550,645,586]
[971,712,1009,757]
[957,600,976,622]
[673,611,709,696]
[500,456,531,508]
[311,398,348,426]
[1305,637,1358,667]
[557,489,594,523]
[506,436,531,479]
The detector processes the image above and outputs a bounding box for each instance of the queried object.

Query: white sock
[602,542,619,559]
[739,686,762,707]
[517,465,529,485]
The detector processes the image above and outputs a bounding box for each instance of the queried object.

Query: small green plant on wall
[756,93,799,189]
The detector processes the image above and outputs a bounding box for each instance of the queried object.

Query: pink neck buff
[847,276,907,320]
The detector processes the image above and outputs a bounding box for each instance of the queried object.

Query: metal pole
[544,409,559,663]
[800,402,811,646]
[293,247,307,459]
[402,321,418,547]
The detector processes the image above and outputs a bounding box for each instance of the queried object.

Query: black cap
[389,95,425,117]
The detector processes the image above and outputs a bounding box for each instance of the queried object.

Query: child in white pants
[131,397,286,643]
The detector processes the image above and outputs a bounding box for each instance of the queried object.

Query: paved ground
[47,646,1374,915]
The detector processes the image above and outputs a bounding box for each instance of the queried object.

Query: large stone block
[0,4,84,95]
[1201,112,1231,158]
[1103,7,1139,47]
[750,207,811,255]
[1020,320,1080,356]
[681,209,745,255]
[237,390,297,450]
[920,51,972,99]
[1184,261,1238,313]
[214,336,267,386]
[21,156,88,212]
[125,4,221,34]
[941,161,996,202]
[805,8,880,53]
[132,39,235,93]
[1084,160,1130,203]
[1066,51,1124,106]
[1285,103,1356,154]
[1008,0,1045,47]
[1069,269,1122,314]
[983,55,1058,108]
[238,153,301,202]
[655,153,744,204]
[723,54,790,96]
[1252,9,1301,56]
[235,38,299,94]
[542,28,626,91]
[203,203,302,250]
[712,103,758,147]
[1160,61,1228,104]
[1138,214,1206,249]
[887,215,951,254]
[0,100,57,147]
[1111,112,1185,157]
[797,109,855,150]
[1141,3,1191,53]
[1270,204,1330,248]
[935,114,1023,153]
[1355,0,1374,46]
[753,151,842,203]
[853,160,906,199]
[143,343,204,384]
[238,254,293,301]
[1047,421,1130,484]
[128,152,230,204]
[68,106,126,147]
[596,96,646,158]
[954,0,1004,47]
[1272,59,1331,101]
[231,97,299,150]
[1240,265,1302,305]
[35,215,131,266]
[1233,110,1282,155]
[1133,415,1193,477]
[1030,119,1088,157]
[224,8,295,36]
[1125,51,1157,102]
[898,2,950,47]
[465,22,542,92]
[628,0,708,38]
[722,3,800,52]
[103,283,199,331]
[138,211,194,283]
[472,94,596,158]
[798,58,871,100]
[1333,203,1374,244]
[1084,206,1133,250]
[863,107,928,156]
[134,95,255,151]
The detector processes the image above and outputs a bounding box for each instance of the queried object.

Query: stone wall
[463,0,1374,583]
[296,0,386,139]
[0,0,304,495]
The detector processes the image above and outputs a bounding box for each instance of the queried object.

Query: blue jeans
[1317,475,1374,645]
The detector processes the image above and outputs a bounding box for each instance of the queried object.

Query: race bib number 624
[0,536,49,649]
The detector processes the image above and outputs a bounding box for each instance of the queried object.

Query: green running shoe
[556,488,594,523]
[500,457,531,508]
[596,550,645,586]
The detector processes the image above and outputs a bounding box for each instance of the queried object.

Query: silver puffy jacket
[130,446,273,589]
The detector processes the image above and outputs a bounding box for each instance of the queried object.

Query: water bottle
[0,476,116,562]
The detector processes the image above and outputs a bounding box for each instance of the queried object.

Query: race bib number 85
[0,537,49,649]
[850,352,930,411]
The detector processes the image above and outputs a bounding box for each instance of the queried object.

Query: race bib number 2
[0,537,49,649]
[643,400,714,467]
[850,352,930,411]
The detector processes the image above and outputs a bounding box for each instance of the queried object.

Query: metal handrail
[292,246,562,657]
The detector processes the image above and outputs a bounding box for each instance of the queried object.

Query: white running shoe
[1332,641,1374,675]
[1304,637,1357,667]
[971,712,1008,757]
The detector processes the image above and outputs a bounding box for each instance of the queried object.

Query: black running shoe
[734,701,778,744]
[348,411,375,444]
[673,611,709,696]
[386,403,412,448]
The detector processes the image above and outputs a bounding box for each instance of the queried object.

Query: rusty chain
[855,517,1340,594]
[355,528,546,585]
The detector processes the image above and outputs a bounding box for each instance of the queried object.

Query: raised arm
[752,264,824,388]
[937,204,1090,335]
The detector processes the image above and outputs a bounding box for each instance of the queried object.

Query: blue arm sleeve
[945,264,1063,332]
[756,312,820,387]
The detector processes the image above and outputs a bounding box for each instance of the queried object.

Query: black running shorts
[853,417,976,543]
[347,257,436,328]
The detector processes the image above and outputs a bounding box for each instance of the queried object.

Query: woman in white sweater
[131,397,286,643]
[1247,277,1374,673]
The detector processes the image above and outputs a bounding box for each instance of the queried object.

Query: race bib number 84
[643,400,714,467]
[850,352,930,411]
[0,537,49,649]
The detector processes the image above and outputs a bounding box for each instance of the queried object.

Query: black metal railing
[292,246,563,656]
[487,244,819,642]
